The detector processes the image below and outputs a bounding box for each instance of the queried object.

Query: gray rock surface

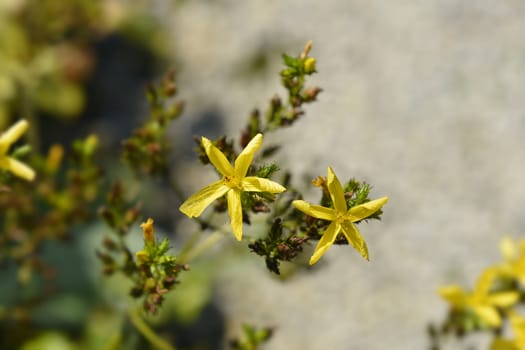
[166,1,525,349]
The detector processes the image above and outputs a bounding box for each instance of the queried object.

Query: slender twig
[128,307,176,350]
[178,229,226,264]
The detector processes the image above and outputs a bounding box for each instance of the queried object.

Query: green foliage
[122,71,184,177]
[100,74,188,315]
[132,235,188,315]
[0,39,390,350]
[0,0,168,128]
[229,324,273,350]
[249,218,308,275]
[0,135,102,279]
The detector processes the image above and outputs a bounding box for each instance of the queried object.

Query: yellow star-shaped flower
[490,311,525,350]
[497,236,525,286]
[179,133,286,241]
[0,119,35,181]
[439,268,519,328]
[292,166,388,265]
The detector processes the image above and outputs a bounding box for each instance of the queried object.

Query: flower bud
[303,57,316,74]
[135,250,148,264]
[140,218,155,243]
[46,144,64,172]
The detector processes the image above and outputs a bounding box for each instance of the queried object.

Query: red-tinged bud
[302,87,323,102]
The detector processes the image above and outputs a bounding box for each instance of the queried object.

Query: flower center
[335,212,346,224]
[223,175,242,190]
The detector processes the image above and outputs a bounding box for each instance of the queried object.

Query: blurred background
[2,0,525,349]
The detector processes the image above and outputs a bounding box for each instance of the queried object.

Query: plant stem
[20,86,40,152]
[178,229,226,264]
[128,307,176,350]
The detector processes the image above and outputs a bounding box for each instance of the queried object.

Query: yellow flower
[292,166,388,265]
[497,236,525,286]
[439,268,519,328]
[490,311,525,350]
[140,218,155,243]
[0,119,35,181]
[179,133,286,241]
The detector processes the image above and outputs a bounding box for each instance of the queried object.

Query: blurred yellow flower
[497,236,525,286]
[0,119,35,181]
[490,311,525,350]
[179,133,286,241]
[439,268,519,328]
[140,218,155,243]
[293,166,388,265]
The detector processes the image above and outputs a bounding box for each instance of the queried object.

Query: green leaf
[281,53,298,68]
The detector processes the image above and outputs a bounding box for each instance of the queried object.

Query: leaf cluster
[248,218,308,275]
[241,41,322,138]
[132,235,189,315]
[122,70,184,177]
[0,135,102,281]
[229,324,273,350]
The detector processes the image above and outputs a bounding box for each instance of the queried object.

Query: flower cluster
[1,128,102,287]
[133,218,188,314]
[179,134,388,266]
[433,236,525,349]
[1,33,391,350]
[122,70,184,177]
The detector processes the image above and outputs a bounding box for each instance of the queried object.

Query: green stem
[20,85,40,152]
[128,308,175,350]
[169,175,187,203]
[178,229,226,264]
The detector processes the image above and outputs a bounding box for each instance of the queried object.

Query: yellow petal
[489,338,516,350]
[234,133,262,178]
[227,189,243,241]
[0,156,35,181]
[438,285,467,306]
[347,197,388,222]
[487,291,520,308]
[242,176,286,193]
[292,200,336,221]
[340,221,369,260]
[179,180,229,218]
[473,305,502,327]
[309,221,341,265]
[500,236,517,261]
[518,275,525,287]
[519,240,525,257]
[201,136,234,177]
[475,268,498,296]
[0,119,28,153]
[327,166,347,212]
[509,312,525,340]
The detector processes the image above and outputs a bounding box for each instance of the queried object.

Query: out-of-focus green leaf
[31,294,91,327]
[83,309,124,350]
[34,79,85,118]
[21,332,77,350]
